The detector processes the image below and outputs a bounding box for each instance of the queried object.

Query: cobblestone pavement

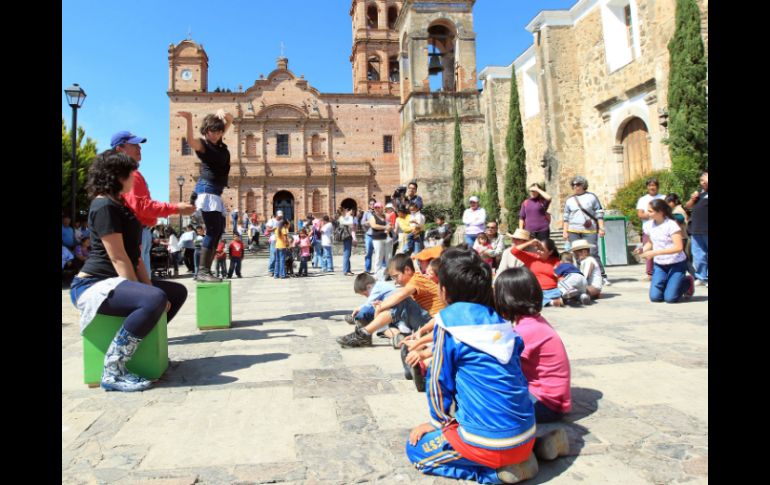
[62,252,707,484]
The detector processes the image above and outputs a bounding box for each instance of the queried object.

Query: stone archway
[620,117,652,184]
[340,198,358,214]
[273,190,295,231]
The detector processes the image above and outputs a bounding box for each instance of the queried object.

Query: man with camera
[393,181,424,211]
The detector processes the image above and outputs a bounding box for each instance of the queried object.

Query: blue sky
[62,0,577,203]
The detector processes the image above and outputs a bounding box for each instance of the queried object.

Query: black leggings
[97,279,188,338]
[201,211,225,250]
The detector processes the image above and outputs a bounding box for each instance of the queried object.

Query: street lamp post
[176,175,185,233]
[64,84,87,223]
[330,159,338,215]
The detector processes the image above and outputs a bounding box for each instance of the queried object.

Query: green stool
[196,280,231,329]
[82,313,169,387]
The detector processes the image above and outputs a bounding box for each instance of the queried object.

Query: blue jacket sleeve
[427,326,456,429]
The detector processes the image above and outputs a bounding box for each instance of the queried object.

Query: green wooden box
[196,280,231,329]
[82,313,168,386]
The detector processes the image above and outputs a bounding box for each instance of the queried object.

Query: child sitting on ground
[346,273,397,336]
[405,246,539,484]
[569,240,603,300]
[473,232,495,268]
[425,258,441,284]
[554,252,591,305]
[494,267,572,461]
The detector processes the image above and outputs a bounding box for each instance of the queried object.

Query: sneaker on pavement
[534,428,570,461]
[412,360,427,392]
[336,327,372,348]
[344,315,356,325]
[579,293,592,305]
[400,344,413,380]
[392,332,406,349]
[602,277,612,286]
[684,275,695,299]
[496,454,539,484]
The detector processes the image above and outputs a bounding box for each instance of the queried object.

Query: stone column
[612,145,625,190]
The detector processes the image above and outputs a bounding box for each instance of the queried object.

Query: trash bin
[599,215,628,266]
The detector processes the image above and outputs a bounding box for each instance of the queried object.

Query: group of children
[340,245,574,484]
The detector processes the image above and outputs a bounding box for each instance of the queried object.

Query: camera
[392,185,407,203]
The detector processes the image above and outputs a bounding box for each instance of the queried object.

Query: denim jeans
[299,256,309,275]
[141,227,152,278]
[412,233,424,255]
[193,248,201,275]
[364,234,374,272]
[389,298,432,334]
[216,259,227,277]
[529,392,564,423]
[228,257,242,278]
[274,249,286,278]
[312,240,323,267]
[195,180,224,197]
[542,287,562,306]
[464,233,479,247]
[690,234,708,283]
[342,239,353,273]
[268,240,276,274]
[323,245,333,271]
[650,259,689,303]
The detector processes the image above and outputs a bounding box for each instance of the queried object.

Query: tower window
[389,56,400,82]
[383,135,393,153]
[367,5,378,29]
[387,7,398,29]
[181,137,191,156]
[276,134,289,156]
[367,56,381,81]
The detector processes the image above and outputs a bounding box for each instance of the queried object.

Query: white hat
[506,228,531,241]
[385,203,394,209]
[469,196,480,203]
[276,210,284,217]
[568,239,595,252]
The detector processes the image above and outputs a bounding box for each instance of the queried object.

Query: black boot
[196,247,222,282]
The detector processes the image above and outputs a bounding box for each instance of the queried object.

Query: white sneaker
[694,279,705,287]
[602,278,612,286]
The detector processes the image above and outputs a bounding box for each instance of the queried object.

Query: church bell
[428,52,443,75]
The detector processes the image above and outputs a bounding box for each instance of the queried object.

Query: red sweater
[122,171,178,226]
[510,247,559,290]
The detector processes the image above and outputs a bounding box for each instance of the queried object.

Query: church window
[387,7,398,30]
[277,134,289,156]
[624,5,635,59]
[389,56,400,82]
[367,5,378,29]
[181,137,191,156]
[383,135,393,153]
[311,134,321,156]
[521,56,540,118]
[312,190,322,213]
[246,134,256,156]
[368,56,381,81]
[601,0,641,73]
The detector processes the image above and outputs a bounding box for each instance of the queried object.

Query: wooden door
[621,118,651,183]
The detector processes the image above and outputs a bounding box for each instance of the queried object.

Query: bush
[607,170,681,234]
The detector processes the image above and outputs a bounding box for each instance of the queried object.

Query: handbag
[573,194,600,230]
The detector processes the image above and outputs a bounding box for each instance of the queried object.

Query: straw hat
[567,239,595,252]
[506,228,531,241]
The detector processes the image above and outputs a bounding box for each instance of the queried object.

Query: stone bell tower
[395,0,486,204]
[350,0,403,95]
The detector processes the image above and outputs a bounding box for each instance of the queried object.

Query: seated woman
[69,150,188,392]
[509,238,563,307]
[634,199,694,303]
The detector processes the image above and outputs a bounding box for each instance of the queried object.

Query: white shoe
[694,279,706,287]
[602,278,612,286]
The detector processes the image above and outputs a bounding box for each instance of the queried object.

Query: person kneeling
[406,247,538,484]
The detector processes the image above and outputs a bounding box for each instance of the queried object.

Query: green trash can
[599,215,629,266]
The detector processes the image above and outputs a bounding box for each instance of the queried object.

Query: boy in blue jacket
[406,247,538,484]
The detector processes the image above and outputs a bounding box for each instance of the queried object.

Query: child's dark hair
[408,202,419,211]
[437,247,493,306]
[199,114,226,136]
[649,199,673,219]
[323,215,330,222]
[86,150,138,199]
[428,258,441,273]
[388,253,415,272]
[542,238,560,259]
[354,273,376,294]
[665,193,681,205]
[494,268,543,321]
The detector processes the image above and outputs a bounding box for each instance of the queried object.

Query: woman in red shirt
[509,238,564,307]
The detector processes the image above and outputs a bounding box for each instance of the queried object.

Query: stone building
[168,0,403,231]
[480,0,709,221]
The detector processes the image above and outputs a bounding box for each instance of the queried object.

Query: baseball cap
[276,210,284,217]
[373,202,383,208]
[110,131,147,148]
[469,196,480,203]
[385,203,394,209]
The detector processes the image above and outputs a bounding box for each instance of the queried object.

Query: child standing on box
[176,109,233,282]
[406,247,538,484]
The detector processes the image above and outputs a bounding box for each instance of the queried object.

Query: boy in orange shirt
[337,254,445,348]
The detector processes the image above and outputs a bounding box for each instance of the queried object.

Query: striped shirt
[406,273,446,316]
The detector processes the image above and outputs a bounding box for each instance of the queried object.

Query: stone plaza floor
[62,252,708,484]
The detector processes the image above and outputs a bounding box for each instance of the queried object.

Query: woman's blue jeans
[650,260,689,303]
[312,240,323,267]
[342,239,353,273]
[323,245,333,271]
[274,249,286,278]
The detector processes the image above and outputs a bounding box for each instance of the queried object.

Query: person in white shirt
[166,229,182,277]
[569,239,603,300]
[338,209,356,275]
[635,178,666,280]
[407,202,426,254]
[462,196,486,246]
[321,215,334,272]
[266,211,284,276]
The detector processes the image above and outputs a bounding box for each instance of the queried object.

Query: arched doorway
[340,198,358,215]
[273,190,295,231]
[621,117,652,183]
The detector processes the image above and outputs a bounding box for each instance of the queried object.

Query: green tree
[450,110,465,220]
[62,118,98,217]
[666,0,708,195]
[504,70,528,231]
[484,137,501,222]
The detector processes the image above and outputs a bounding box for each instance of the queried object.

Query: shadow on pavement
[234,310,349,326]
[597,293,620,300]
[168,328,301,345]
[566,387,603,421]
[606,277,638,283]
[155,352,289,387]
[687,295,708,302]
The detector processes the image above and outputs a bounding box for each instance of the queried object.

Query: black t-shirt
[196,138,231,188]
[689,190,708,235]
[81,197,143,279]
[370,213,387,240]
